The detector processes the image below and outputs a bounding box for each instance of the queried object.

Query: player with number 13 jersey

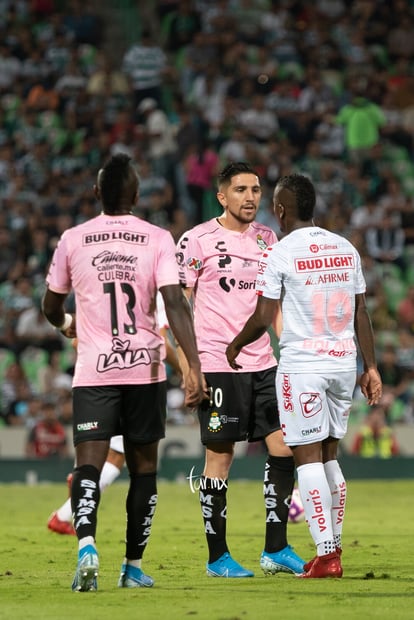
[46,214,179,386]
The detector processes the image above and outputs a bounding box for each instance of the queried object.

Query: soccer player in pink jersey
[42,153,206,592]
[227,173,382,578]
[176,162,305,577]
[47,295,183,537]
[48,435,126,536]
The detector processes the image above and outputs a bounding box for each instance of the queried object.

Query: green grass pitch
[1,479,413,620]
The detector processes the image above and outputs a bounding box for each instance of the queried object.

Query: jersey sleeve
[156,230,181,289]
[256,245,284,300]
[176,229,202,288]
[354,249,367,294]
[45,233,72,294]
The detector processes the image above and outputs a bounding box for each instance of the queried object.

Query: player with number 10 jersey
[257,227,366,373]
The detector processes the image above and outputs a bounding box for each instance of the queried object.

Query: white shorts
[276,370,355,446]
[109,435,124,454]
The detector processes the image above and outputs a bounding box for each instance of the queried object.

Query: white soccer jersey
[177,218,278,372]
[256,226,366,372]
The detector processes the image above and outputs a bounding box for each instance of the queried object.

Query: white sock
[56,498,72,523]
[297,462,334,549]
[99,461,121,492]
[324,459,346,549]
[79,536,95,553]
[125,558,142,568]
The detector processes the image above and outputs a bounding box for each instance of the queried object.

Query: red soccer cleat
[303,547,342,572]
[298,551,342,578]
[47,512,76,536]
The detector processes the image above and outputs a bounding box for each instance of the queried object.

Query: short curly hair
[99,153,139,214]
[275,174,316,221]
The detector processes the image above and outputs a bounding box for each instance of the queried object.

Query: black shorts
[72,383,167,446]
[198,367,279,445]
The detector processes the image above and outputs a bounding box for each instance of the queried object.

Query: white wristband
[58,313,72,332]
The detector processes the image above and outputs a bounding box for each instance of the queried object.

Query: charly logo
[77,421,99,431]
[187,466,228,493]
[208,411,222,432]
[215,240,227,252]
[219,277,236,292]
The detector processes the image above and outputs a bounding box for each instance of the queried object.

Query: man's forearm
[355,305,377,370]
[167,298,200,370]
[232,314,268,352]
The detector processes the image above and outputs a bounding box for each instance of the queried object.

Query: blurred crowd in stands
[1,0,414,455]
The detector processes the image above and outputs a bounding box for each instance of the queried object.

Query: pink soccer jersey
[46,213,180,386]
[256,226,367,373]
[176,218,278,372]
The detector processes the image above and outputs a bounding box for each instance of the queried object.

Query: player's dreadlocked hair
[276,174,316,222]
[217,161,259,189]
[99,153,138,214]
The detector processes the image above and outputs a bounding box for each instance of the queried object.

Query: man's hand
[183,367,210,408]
[225,297,276,370]
[359,367,382,406]
[225,341,243,370]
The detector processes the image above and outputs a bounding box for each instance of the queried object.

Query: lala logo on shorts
[208,411,222,433]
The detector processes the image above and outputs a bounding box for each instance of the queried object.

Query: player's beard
[233,206,257,225]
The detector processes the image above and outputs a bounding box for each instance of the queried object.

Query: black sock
[264,455,295,553]
[71,464,101,541]
[199,476,228,563]
[125,472,157,560]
